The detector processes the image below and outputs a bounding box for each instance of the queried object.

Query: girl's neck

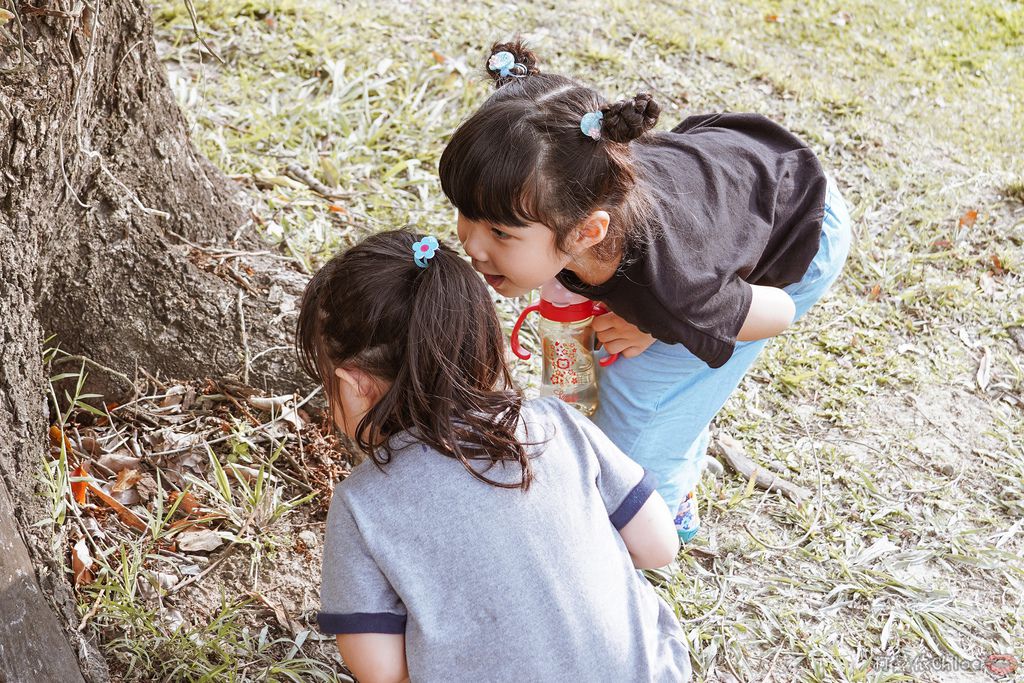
[566,246,622,286]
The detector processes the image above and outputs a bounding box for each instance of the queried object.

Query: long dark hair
[439,39,660,262]
[295,229,534,489]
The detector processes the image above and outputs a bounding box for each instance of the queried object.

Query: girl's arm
[736,284,796,342]
[594,284,795,354]
[336,633,409,683]
[617,491,680,569]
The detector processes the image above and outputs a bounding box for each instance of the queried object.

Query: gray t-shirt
[318,397,692,682]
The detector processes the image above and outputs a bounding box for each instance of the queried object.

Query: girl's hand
[592,312,656,358]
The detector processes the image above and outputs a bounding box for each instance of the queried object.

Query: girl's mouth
[483,273,506,288]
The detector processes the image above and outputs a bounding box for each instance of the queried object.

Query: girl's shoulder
[654,112,816,159]
[520,397,602,455]
[522,395,583,429]
[665,111,791,136]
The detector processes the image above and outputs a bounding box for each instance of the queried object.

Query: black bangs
[439,65,650,262]
[439,100,546,228]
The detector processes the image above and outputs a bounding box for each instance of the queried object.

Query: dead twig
[52,353,140,395]
[678,566,731,625]
[150,386,322,458]
[713,433,812,505]
[284,162,341,198]
[0,4,39,66]
[166,229,297,263]
[182,0,225,65]
[741,438,824,552]
[167,493,262,596]
[763,646,784,682]
[237,291,251,386]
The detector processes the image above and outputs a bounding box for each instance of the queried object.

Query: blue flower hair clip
[580,111,604,140]
[488,51,528,78]
[412,236,440,268]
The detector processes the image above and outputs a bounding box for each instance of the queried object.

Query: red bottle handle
[510,304,540,360]
[592,304,620,367]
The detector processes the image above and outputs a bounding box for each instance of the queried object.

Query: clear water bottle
[510,279,617,417]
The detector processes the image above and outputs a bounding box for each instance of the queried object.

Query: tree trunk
[1,2,308,680]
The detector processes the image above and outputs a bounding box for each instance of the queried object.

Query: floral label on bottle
[546,340,592,398]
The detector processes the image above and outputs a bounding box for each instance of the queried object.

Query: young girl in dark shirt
[439,40,853,541]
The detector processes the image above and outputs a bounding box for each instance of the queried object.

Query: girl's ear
[334,367,376,398]
[573,210,610,250]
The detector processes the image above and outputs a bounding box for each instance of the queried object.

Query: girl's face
[456,213,571,297]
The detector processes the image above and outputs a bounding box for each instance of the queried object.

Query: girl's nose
[461,230,488,263]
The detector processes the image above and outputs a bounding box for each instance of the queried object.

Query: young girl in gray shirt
[297,229,692,682]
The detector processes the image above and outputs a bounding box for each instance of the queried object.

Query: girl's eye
[491,227,510,240]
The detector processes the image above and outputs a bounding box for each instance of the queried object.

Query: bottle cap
[539,278,589,307]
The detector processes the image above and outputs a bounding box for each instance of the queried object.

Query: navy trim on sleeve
[317,611,407,635]
[609,469,659,530]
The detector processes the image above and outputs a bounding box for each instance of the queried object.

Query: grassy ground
[45,0,1023,681]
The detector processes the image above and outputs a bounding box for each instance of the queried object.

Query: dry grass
[40,1,1024,681]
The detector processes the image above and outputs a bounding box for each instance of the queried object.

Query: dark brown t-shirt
[557,112,827,369]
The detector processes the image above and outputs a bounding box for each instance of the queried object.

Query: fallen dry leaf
[80,435,102,456]
[97,451,141,474]
[158,606,185,633]
[112,468,142,493]
[980,272,995,296]
[106,485,141,506]
[49,425,75,456]
[150,428,204,453]
[247,395,303,424]
[134,473,159,502]
[161,385,187,408]
[71,463,89,505]
[177,529,224,553]
[977,348,992,391]
[87,482,148,532]
[72,538,94,587]
[169,490,201,515]
[138,570,179,601]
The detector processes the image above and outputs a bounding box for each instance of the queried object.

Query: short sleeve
[564,406,658,530]
[651,273,753,369]
[318,491,407,635]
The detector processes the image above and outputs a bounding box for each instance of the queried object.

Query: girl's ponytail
[400,248,532,488]
[601,92,661,143]
[297,229,534,490]
[484,39,540,87]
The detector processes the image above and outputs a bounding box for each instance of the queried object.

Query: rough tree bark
[1,2,308,680]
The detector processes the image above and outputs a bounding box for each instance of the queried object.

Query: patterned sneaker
[674,490,700,543]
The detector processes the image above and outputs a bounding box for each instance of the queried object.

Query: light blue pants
[592,178,853,513]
